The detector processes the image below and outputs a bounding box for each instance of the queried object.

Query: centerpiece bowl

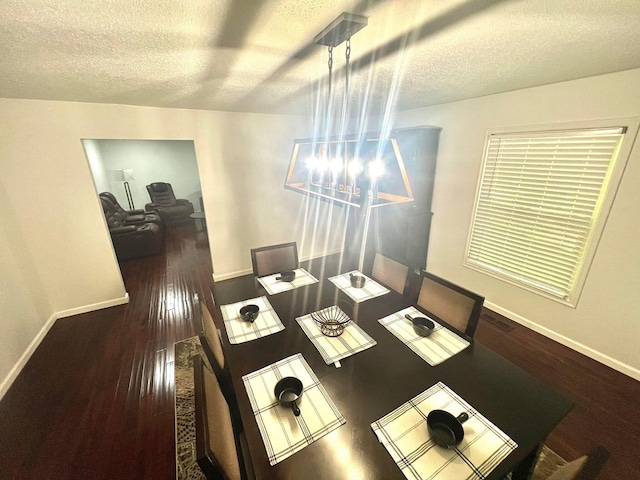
[310,298,353,337]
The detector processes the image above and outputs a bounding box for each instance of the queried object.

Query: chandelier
[284,12,414,210]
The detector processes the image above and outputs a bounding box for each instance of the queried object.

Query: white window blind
[466,127,626,302]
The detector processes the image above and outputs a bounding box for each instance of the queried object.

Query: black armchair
[145,182,194,226]
[100,196,163,261]
[99,192,162,227]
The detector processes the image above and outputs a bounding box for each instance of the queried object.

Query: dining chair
[250,242,298,277]
[412,270,484,338]
[196,294,239,419]
[545,446,609,480]
[197,294,225,373]
[371,253,410,294]
[193,355,254,480]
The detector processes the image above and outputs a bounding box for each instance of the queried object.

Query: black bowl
[274,377,303,416]
[427,410,469,448]
[405,314,435,337]
[239,304,260,323]
[349,273,366,288]
[276,270,296,282]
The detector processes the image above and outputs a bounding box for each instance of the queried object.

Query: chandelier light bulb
[368,159,385,179]
[330,156,343,174]
[347,158,363,177]
[305,155,318,171]
[317,155,329,173]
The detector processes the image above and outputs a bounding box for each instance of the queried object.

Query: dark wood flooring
[0,225,637,479]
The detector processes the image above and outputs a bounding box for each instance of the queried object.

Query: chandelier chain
[345,38,351,98]
[326,46,334,133]
[340,38,351,142]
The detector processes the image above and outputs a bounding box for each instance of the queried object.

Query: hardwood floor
[0,224,211,479]
[475,313,640,480]
[0,224,637,479]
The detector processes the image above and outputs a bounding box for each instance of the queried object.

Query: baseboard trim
[0,293,130,400]
[213,269,253,282]
[0,312,58,400]
[485,300,640,382]
[212,248,344,282]
[302,248,343,261]
[55,293,130,319]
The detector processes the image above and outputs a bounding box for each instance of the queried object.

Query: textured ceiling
[1,0,639,116]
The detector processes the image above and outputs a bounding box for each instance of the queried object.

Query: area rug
[173,336,566,480]
[174,336,206,480]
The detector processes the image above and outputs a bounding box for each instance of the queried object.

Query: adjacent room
[85,139,207,262]
[1,1,639,480]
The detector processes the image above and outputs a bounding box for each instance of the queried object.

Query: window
[466,120,636,306]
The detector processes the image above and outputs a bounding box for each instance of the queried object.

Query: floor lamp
[116,169,135,210]
[123,181,134,210]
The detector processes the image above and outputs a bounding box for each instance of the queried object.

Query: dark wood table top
[211,253,573,480]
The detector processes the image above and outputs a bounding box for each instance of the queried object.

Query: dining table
[210,252,573,480]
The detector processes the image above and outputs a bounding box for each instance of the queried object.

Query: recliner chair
[145,182,194,226]
[100,196,163,261]
[99,192,162,227]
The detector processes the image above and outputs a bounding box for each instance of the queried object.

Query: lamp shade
[122,169,134,182]
[112,169,126,182]
[112,169,134,183]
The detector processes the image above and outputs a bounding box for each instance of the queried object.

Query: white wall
[0,98,344,396]
[395,68,640,379]
[87,139,202,212]
[0,180,53,397]
[191,109,345,278]
[83,139,110,193]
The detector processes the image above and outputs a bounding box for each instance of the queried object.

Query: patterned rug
[174,336,206,480]
[173,336,566,480]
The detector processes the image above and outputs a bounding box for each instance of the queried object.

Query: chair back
[196,293,246,431]
[100,196,126,228]
[199,299,226,374]
[99,192,126,215]
[193,355,247,480]
[250,242,298,277]
[414,271,484,338]
[371,253,409,294]
[146,182,177,206]
[547,456,588,480]
[546,446,609,480]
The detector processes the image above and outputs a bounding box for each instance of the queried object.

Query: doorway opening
[82,139,211,271]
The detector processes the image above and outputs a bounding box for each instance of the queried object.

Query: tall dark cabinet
[344,125,441,272]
